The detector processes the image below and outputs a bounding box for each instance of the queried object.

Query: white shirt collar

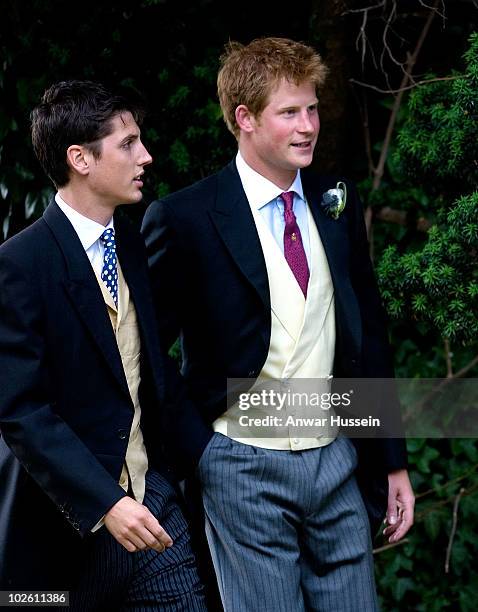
[235,151,305,211]
[55,193,114,251]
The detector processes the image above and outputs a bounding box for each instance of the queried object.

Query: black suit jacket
[141,160,407,534]
[0,201,172,589]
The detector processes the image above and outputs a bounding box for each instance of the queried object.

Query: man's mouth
[291,142,312,149]
[133,173,144,186]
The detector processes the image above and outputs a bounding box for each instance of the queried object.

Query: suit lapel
[207,162,363,357]
[43,201,131,399]
[209,161,270,311]
[302,173,362,357]
[303,174,349,279]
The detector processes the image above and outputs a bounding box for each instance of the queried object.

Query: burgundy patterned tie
[280,191,309,297]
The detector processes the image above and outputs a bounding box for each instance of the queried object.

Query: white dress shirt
[55,194,114,276]
[235,151,311,264]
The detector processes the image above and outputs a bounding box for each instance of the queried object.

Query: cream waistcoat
[96,261,148,501]
[214,202,338,450]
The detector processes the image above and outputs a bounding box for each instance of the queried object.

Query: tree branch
[373,538,410,554]
[342,2,386,16]
[372,0,438,191]
[349,74,463,94]
[363,0,440,237]
[445,487,465,574]
[415,463,478,500]
[403,353,478,423]
[418,0,446,20]
[452,353,478,379]
[444,338,453,378]
[415,482,478,521]
[374,205,432,231]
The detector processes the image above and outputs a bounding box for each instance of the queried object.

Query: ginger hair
[217,37,328,139]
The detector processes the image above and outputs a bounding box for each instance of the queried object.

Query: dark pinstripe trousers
[62,470,207,612]
[198,435,379,612]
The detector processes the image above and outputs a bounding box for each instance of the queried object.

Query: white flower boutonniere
[320,181,347,220]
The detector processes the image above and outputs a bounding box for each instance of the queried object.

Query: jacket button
[117,429,128,440]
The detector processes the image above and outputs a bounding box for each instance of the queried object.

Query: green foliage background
[1,2,477,609]
[368,32,478,612]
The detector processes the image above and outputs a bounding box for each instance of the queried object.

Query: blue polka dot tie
[100,228,118,307]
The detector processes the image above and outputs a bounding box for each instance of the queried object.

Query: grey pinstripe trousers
[198,435,379,612]
[63,470,207,612]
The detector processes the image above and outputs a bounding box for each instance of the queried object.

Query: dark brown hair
[31,80,145,187]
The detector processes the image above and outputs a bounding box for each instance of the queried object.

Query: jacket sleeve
[0,254,126,536]
[345,180,408,472]
[141,200,213,475]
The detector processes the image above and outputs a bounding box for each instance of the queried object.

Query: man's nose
[297,110,315,133]
[139,142,153,166]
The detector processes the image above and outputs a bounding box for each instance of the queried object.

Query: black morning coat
[0,202,180,589]
[141,160,408,537]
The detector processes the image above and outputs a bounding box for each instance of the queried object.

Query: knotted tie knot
[280,190,295,213]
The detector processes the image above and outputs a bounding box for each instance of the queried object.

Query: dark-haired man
[0,80,206,611]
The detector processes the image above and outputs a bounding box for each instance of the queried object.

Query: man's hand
[104,496,173,553]
[383,469,415,543]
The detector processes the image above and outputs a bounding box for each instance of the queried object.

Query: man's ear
[235,105,257,133]
[66,145,91,177]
